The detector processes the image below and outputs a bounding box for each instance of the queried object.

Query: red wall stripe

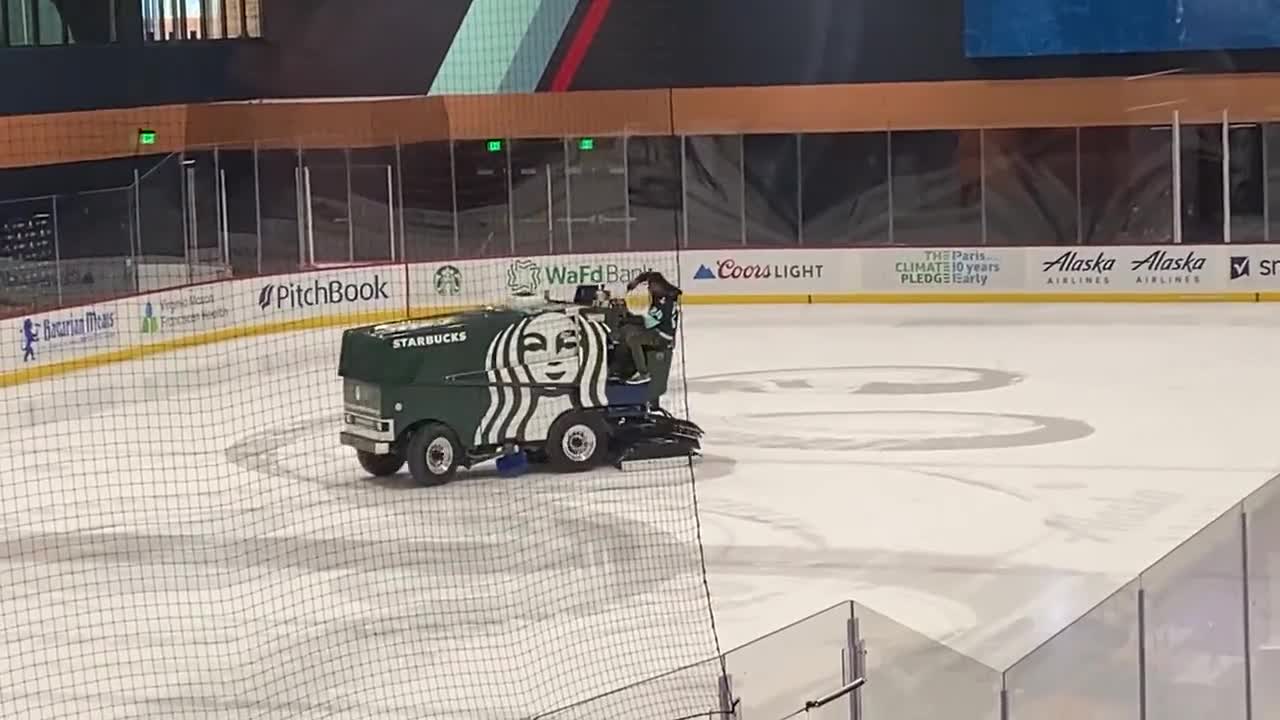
[548,0,614,92]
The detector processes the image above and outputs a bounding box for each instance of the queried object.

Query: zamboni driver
[621,271,682,384]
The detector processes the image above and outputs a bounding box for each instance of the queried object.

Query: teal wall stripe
[428,0,582,95]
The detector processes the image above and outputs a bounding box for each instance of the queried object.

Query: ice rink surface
[4,302,1280,717]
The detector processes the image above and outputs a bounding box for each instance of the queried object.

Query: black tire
[546,410,610,473]
[406,422,462,486]
[356,450,405,478]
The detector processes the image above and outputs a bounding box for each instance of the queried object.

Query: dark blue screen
[965,0,1280,57]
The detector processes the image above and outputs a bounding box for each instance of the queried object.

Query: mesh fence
[0,152,727,720]
[0,7,727,716]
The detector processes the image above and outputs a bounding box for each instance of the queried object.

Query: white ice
[3,302,1279,718]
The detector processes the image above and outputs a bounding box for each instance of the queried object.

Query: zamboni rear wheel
[357,450,405,478]
[546,410,610,473]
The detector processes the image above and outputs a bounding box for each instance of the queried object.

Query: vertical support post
[1243,511,1254,720]
[252,141,263,275]
[1138,587,1148,720]
[854,617,866,720]
[886,130,895,245]
[449,139,460,258]
[1075,126,1084,245]
[1000,685,1010,720]
[1264,126,1271,244]
[180,153,190,269]
[545,164,555,254]
[846,613,861,720]
[623,133,632,250]
[386,164,395,261]
[133,168,143,262]
[796,133,804,246]
[188,162,198,284]
[680,135,689,248]
[717,672,736,719]
[506,139,516,256]
[294,147,305,269]
[394,138,406,262]
[219,168,230,266]
[980,129,988,245]
[126,183,137,290]
[51,195,63,305]
[563,138,573,253]
[344,148,354,263]
[1223,109,1232,244]
[213,146,222,257]
[1173,110,1183,245]
[303,166,315,266]
[738,133,747,246]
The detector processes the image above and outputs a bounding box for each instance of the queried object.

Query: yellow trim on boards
[810,291,1263,304]
[0,307,433,389]
[685,291,1267,305]
[3,290,1276,388]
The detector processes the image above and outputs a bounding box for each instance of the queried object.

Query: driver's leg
[625,328,658,383]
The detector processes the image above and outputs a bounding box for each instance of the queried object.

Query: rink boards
[5,243,1280,384]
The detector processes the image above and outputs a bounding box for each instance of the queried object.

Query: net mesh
[0,11,726,717]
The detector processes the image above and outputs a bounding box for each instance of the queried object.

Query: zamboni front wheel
[546,410,610,473]
[406,422,462,486]
[357,450,405,478]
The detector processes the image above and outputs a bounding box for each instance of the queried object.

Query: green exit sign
[138,129,157,145]
[578,137,594,151]
[486,139,503,152]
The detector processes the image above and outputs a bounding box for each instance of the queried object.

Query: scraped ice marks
[685,365,1092,452]
[685,365,1023,397]
[715,410,1093,452]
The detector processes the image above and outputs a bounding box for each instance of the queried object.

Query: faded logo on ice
[685,365,1092,452]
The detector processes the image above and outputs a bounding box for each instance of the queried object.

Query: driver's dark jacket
[642,295,678,341]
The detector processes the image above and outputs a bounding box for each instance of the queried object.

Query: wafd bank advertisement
[502,255,676,295]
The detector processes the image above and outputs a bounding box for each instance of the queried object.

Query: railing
[602,472,1280,719]
[5,113,1280,317]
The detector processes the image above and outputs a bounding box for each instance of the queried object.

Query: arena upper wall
[6,73,1280,168]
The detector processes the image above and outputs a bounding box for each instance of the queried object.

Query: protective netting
[0,9,726,718]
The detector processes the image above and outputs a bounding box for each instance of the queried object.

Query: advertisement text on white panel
[407,259,492,309]
[860,247,1024,292]
[1122,246,1214,289]
[251,266,404,317]
[137,285,235,338]
[498,254,675,295]
[1221,247,1280,290]
[683,249,844,292]
[1031,247,1126,290]
[11,301,123,370]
